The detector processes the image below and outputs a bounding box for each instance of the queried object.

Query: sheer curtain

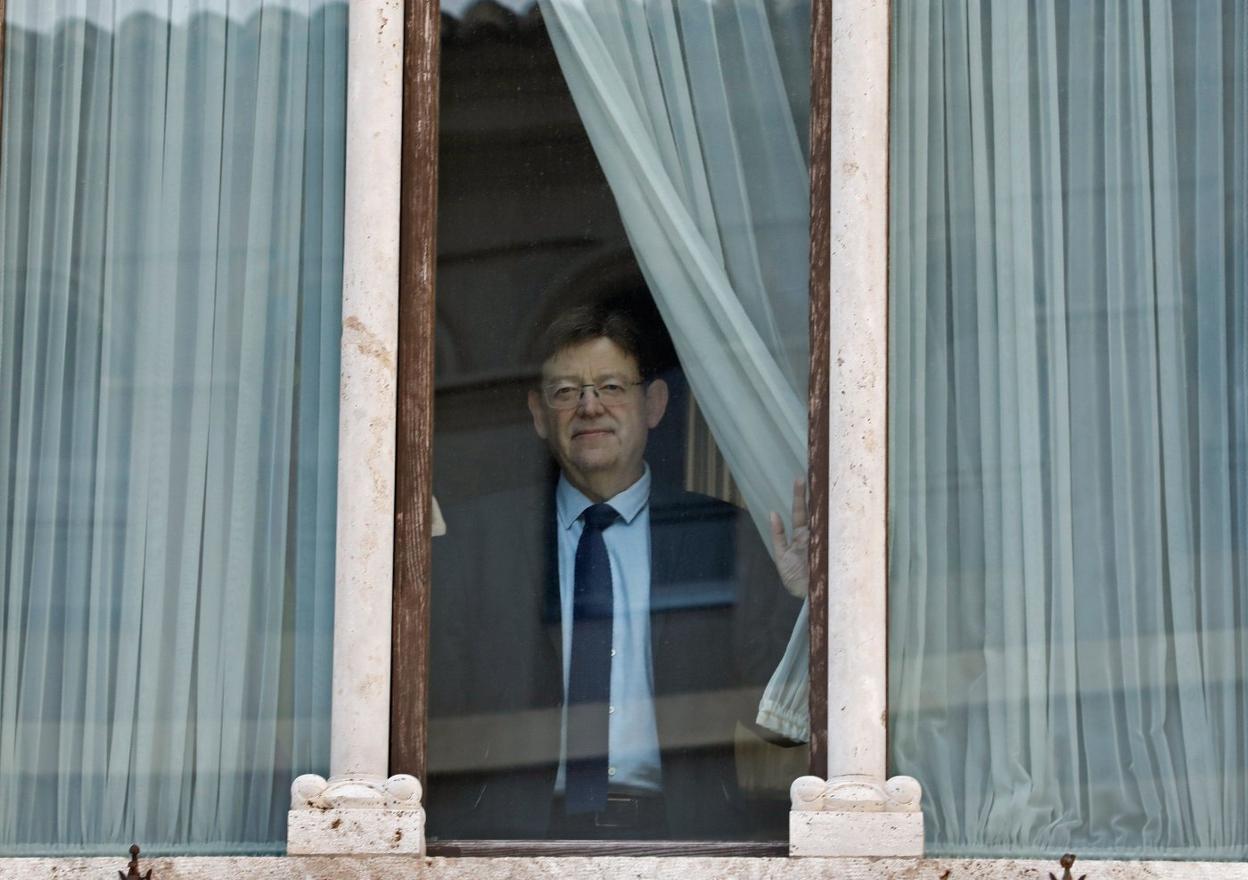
[889,0,1248,857]
[537,0,813,741]
[0,0,345,853]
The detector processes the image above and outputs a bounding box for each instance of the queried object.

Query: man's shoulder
[436,480,750,538]
[438,482,552,517]
[648,484,751,530]
[433,483,555,560]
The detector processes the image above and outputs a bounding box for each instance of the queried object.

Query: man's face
[527,337,669,500]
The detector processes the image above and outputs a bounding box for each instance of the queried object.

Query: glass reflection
[428,0,811,843]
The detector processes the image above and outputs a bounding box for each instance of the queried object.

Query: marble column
[789,0,924,858]
[287,0,424,856]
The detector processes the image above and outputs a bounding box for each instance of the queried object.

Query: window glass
[427,0,811,842]
[889,0,1248,858]
[0,1,345,854]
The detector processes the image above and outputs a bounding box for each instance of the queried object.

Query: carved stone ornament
[790,773,923,812]
[789,774,925,857]
[290,773,422,810]
[287,774,425,855]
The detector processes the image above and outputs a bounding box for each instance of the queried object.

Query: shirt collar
[556,464,651,530]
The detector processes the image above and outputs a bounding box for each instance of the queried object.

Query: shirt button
[610,649,616,657]
[608,705,615,715]
[607,767,616,777]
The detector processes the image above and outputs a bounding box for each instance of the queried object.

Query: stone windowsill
[1,856,1247,879]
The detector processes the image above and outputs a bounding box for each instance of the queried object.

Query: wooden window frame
[391,0,831,856]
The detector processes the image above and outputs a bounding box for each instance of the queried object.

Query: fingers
[769,510,787,557]
[773,480,809,542]
[791,477,808,529]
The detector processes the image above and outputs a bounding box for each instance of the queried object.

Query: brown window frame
[391,0,831,856]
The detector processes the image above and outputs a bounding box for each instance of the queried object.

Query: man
[427,303,805,841]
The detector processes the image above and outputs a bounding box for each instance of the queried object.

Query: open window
[392,0,830,854]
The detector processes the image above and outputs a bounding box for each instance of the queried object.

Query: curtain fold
[537,0,812,742]
[889,0,1248,857]
[0,0,345,853]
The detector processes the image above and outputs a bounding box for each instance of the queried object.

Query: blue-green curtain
[0,0,345,854]
[889,0,1248,857]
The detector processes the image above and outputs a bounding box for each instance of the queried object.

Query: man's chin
[568,453,617,473]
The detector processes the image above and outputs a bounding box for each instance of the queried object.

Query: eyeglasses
[540,378,644,410]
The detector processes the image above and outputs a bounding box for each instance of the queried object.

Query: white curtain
[538,0,813,742]
[0,0,345,853]
[890,0,1248,857]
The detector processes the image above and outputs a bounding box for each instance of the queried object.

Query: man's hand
[769,478,809,598]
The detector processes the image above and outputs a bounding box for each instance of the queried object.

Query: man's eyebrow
[542,372,632,383]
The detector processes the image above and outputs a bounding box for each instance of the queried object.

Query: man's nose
[576,386,606,415]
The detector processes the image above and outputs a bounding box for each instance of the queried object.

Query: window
[889,0,1248,859]
[0,0,852,862]
[12,0,1245,868]
[391,0,829,852]
[0,0,345,854]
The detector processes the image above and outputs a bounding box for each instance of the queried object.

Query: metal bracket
[119,844,152,880]
[1050,853,1087,880]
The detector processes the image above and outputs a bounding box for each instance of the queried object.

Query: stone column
[287,0,424,856]
[789,0,923,858]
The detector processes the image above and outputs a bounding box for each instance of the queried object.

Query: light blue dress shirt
[553,465,662,795]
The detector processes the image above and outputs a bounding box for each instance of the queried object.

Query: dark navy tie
[565,502,618,814]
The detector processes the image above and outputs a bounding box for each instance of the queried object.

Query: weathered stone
[286,808,425,856]
[789,812,924,858]
[3,855,1247,880]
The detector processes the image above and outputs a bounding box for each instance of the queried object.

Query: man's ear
[644,378,669,429]
[527,389,549,440]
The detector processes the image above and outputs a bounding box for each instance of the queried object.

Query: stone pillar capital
[791,774,922,813]
[790,775,924,857]
[287,774,425,855]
